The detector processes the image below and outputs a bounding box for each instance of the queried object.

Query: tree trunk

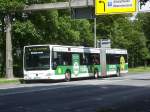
[144,60,147,68]
[131,57,134,68]
[0,17,6,77]
[5,15,14,79]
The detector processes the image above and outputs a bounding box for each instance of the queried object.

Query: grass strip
[129,66,150,73]
[0,78,21,84]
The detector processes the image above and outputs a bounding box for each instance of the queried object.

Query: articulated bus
[23,45,128,81]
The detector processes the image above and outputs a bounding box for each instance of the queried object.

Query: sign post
[95,0,137,15]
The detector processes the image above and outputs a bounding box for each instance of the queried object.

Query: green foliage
[26,0,56,4]
[29,10,59,44]
[96,14,149,67]
[73,19,93,46]
[57,17,92,46]
[139,14,150,34]
[140,47,150,60]
[138,13,150,46]
[0,0,25,12]
[13,20,41,46]
[57,16,80,44]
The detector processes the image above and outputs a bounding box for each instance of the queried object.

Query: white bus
[23,45,128,81]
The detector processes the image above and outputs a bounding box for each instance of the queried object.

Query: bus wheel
[94,71,99,79]
[65,71,71,82]
[116,68,120,77]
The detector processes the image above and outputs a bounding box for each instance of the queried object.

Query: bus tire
[94,70,99,79]
[116,68,120,77]
[65,71,71,82]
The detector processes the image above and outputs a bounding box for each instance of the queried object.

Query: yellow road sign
[95,0,137,15]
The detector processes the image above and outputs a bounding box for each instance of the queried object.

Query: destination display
[108,0,133,8]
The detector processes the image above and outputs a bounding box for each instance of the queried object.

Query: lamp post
[94,17,97,48]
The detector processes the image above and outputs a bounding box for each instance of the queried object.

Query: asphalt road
[0,73,150,112]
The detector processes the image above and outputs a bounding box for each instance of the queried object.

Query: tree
[137,13,150,66]
[140,47,150,67]
[96,14,149,67]
[0,0,25,78]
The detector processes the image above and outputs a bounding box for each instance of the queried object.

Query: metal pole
[94,17,97,48]
[5,14,13,79]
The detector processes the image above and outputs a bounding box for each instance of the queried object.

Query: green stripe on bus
[55,65,101,75]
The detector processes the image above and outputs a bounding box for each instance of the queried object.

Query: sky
[130,1,150,21]
[139,1,150,12]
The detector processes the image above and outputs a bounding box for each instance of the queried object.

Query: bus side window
[84,53,90,65]
[52,51,59,69]
[87,53,100,65]
[63,54,68,65]
[53,52,63,66]
[53,58,58,69]
[80,53,86,65]
[62,52,72,65]
[93,54,100,64]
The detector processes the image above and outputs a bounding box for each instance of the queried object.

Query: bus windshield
[24,46,50,70]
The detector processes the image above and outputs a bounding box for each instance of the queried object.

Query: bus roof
[24,44,84,48]
[106,49,127,54]
[24,44,101,53]
[52,45,100,53]
[24,44,127,54]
